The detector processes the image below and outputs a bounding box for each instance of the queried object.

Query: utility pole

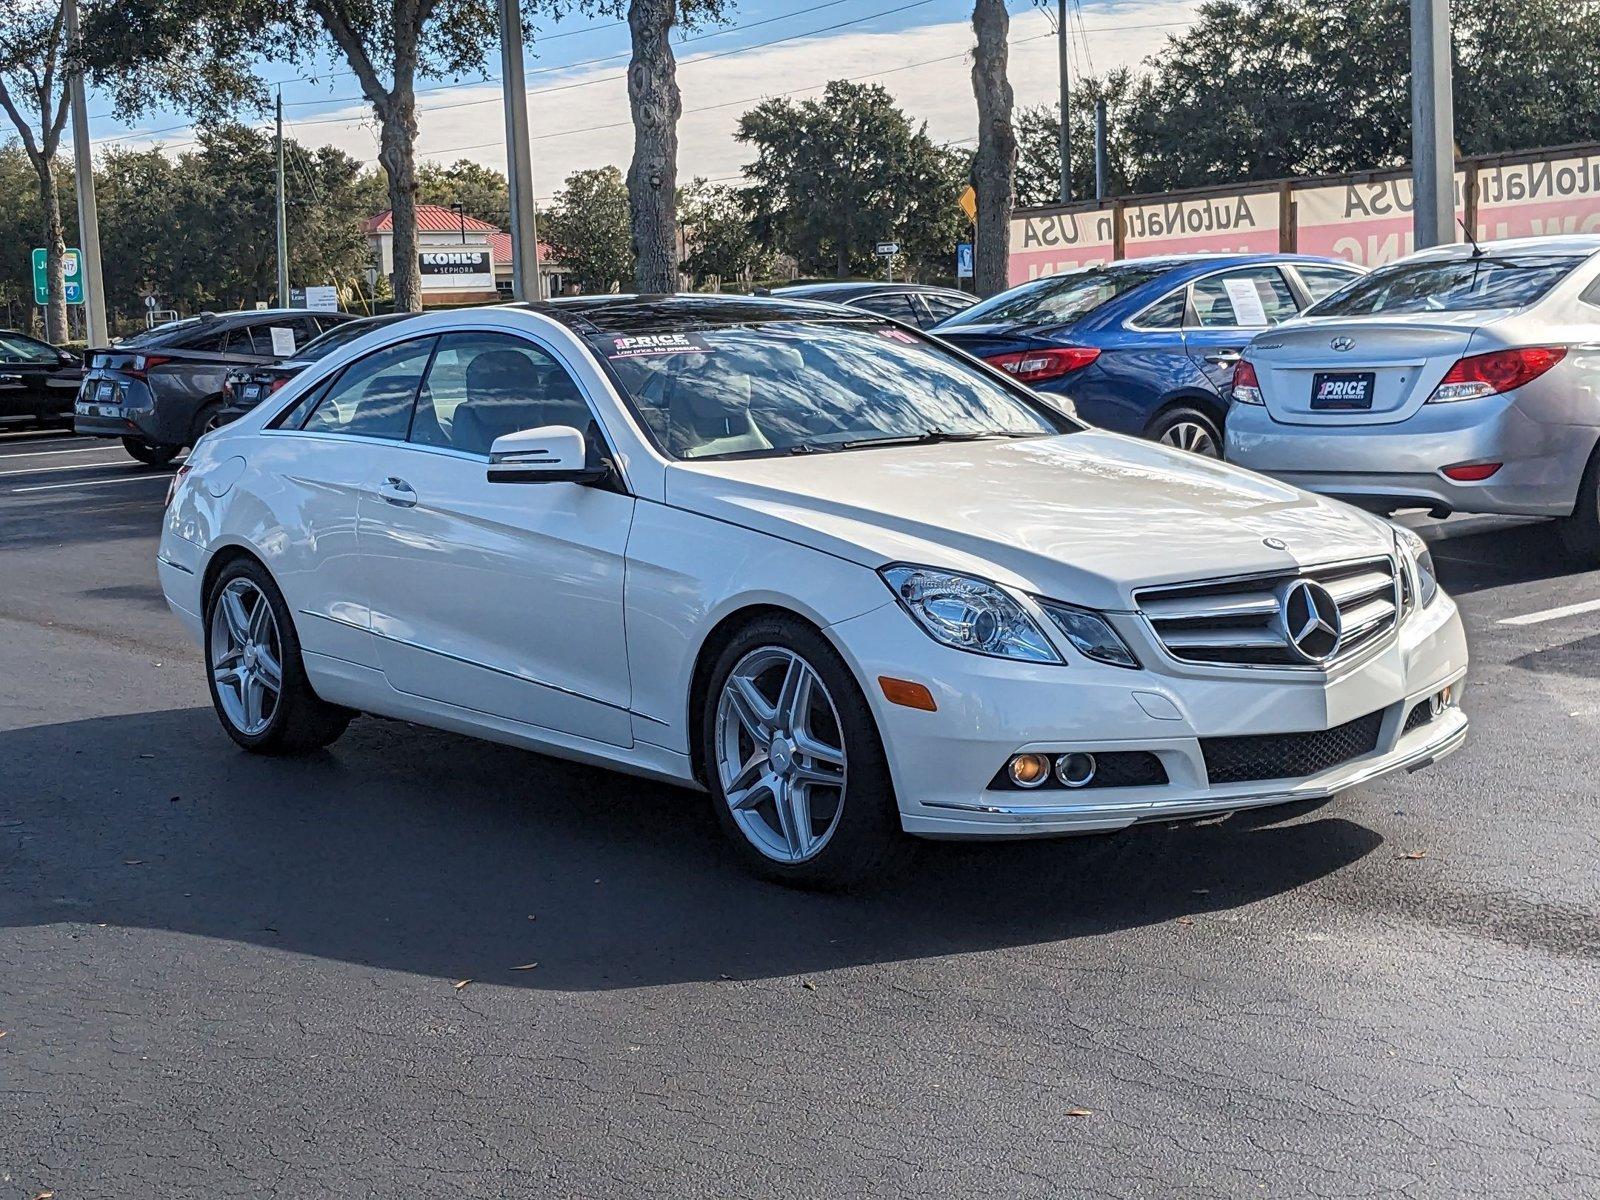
[63,0,107,347]
[1094,98,1108,202]
[1056,0,1070,204]
[274,89,289,307]
[1410,0,1455,249]
[499,0,542,301]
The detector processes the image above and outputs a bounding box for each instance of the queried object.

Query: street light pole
[1410,0,1455,249]
[499,0,543,301]
[1056,0,1070,205]
[275,89,289,307]
[63,0,107,347]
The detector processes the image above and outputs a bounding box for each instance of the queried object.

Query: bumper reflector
[878,676,937,712]
[1441,461,1502,482]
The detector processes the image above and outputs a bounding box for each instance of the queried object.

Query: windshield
[592,319,1065,461]
[941,264,1172,328]
[1307,255,1585,316]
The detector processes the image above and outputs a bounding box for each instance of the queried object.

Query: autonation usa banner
[1006,143,1600,283]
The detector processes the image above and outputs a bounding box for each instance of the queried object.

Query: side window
[411,331,594,457]
[182,328,230,353]
[0,333,58,364]
[1190,268,1299,328]
[224,326,263,355]
[1582,276,1600,309]
[920,294,975,325]
[1295,264,1362,304]
[271,375,335,430]
[299,337,436,439]
[852,293,921,323]
[1134,288,1186,329]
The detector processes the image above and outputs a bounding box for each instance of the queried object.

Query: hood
[665,432,1394,611]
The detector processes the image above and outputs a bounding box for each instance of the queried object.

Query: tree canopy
[545,166,633,293]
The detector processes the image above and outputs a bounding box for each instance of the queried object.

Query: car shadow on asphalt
[1424,517,1592,596]
[1,706,1382,992]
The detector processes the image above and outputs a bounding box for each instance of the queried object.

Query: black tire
[122,436,180,467]
[1557,440,1600,566]
[190,401,224,445]
[1147,405,1223,458]
[700,614,914,889]
[203,557,352,755]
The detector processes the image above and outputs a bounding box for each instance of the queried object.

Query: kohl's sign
[418,249,495,291]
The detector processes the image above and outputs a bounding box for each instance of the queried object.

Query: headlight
[1393,525,1438,609]
[881,566,1060,662]
[1037,600,1140,668]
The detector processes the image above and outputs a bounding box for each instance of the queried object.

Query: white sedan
[158,296,1469,887]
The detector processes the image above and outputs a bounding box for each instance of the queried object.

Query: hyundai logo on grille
[1330,336,1356,352]
[1279,580,1343,663]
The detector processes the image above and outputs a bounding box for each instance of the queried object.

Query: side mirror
[487,425,609,485]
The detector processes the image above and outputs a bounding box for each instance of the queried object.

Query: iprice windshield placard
[607,332,712,359]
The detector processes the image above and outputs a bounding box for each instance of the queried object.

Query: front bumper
[826,589,1469,839]
[1224,392,1598,517]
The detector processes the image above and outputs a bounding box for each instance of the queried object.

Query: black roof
[526,293,859,336]
[770,281,975,302]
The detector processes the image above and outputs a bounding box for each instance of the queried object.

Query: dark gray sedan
[74,308,351,465]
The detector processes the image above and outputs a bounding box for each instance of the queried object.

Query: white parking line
[10,474,168,494]
[0,444,123,460]
[0,460,137,477]
[1499,597,1600,627]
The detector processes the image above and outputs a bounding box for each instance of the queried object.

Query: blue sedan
[933,254,1363,457]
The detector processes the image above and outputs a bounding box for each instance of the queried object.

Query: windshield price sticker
[608,332,712,359]
[1222,278,1271,327]
[874,326,917,344]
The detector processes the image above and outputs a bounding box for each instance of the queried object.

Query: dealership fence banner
[1007,142,1600,284]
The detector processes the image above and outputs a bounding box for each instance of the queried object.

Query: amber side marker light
[878,676,937,712]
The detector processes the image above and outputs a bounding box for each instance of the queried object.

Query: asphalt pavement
[2,428,1597,1198]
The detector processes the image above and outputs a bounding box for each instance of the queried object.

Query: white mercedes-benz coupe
[158,295,1469,887]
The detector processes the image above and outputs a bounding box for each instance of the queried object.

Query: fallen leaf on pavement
[123,859,145,865]
[453,979,472,990]
[509,962,539,971]
[1395,851,1428,860]
[0,1030,8,1038]
[1066,1108,1093,1118]
[1176,917,1195,926]
[800,980,817,991]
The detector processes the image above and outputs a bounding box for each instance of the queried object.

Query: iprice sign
[32,247,85,305]
[956,242,974,278]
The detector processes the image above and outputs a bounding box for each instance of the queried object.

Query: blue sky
[77,0,1198,202]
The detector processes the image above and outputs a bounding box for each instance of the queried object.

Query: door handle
[376,476,417,508]
[1204,351,1243,366]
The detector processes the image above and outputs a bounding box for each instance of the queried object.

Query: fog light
[1055,752,1097,788]
[1006,753,1051,788]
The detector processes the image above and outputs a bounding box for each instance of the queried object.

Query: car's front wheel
[204,558,352,754]
[701,615,911,889]
[1149,406,1222,458]
[122,437,181,467]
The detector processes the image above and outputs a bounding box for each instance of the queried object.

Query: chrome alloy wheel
[1159,420,1220,457]
[714,646,848,863]
[209,578,283,737]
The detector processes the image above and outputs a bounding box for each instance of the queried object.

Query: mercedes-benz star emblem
[1330,336,1355,352]
[1279,580,1343,664]
[1263,536,1288,550]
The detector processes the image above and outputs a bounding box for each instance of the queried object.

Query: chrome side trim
[156,554,194,574]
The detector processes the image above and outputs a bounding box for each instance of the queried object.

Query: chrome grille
[1137,556,1400,669]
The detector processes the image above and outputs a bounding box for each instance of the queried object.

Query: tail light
[984,346,1100,383]
[1231,359,1264,404]
[165,463,191,508]
[1428,346,1566,403]
[129,353,172,379]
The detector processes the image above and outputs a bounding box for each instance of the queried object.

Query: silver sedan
[1225,235,1600,563]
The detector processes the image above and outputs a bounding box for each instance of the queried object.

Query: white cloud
[136,0,1200,203]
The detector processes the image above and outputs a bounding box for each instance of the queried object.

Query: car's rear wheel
[1557,440,1600,566]
[122,437,181,467]
[701,616,912,889]
[1149,406,1222,458]
[204,559,352,754]
[191,401,224,444]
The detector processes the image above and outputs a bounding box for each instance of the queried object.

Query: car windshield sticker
[874,326,917,344]
[607,332,712,359]
[268,326,296,356]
